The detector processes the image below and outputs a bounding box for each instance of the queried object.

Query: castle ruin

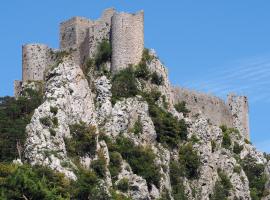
[13,8,250,140]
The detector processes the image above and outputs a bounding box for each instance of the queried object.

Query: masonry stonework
[227,94,250,140]
[22,44,52,82]
[111,11,144,72]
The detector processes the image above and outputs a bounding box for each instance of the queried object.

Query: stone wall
[22,44,53,82]
[173,87,233,127]
[111,11,144,72]
[14,80,22,99]
[227,94,250,140]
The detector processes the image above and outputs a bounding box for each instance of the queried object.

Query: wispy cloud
[181,54,270,104]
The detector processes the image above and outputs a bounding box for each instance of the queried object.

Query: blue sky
[1,1,270,152]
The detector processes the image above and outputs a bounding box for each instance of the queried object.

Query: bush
[109,151,122,182]
[134,62,151,80]
[174,101,190,117]
[211,140,217,153]
[241,154,267,199]
[220,125,232,150]
[142,91,188,148]
[50,106,58,115]
[210,170,232,200]
[39,116,51,127]
[0,89,43,162]
[0,163,70,199]
[107,136,161,187]
[169,160,188,200]
[49,128,56,137]
[151,72,163,85]
[91,154,107,179]
[178,143,200,179]
[65,122,97,158]
[111,67,139,104]
[117,178,129,192]
[190,134,200,144]
[233,142,243,154]
[133,118,143,135]
[52,117,59,127]
[95,39,112,68]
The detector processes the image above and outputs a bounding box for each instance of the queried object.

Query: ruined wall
[227,94,250,140]
[22,44,53,82]
[173,87,233,127]
[111,11,144,72]
[14,80,22,99]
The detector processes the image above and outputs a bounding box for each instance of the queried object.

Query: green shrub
[111,67,139,104]
[134,62,151,80]
[244,138,251,144]
[190,134,200,144]
[109,151,122,182]
[133,118,143,135]
[0,163,70,199]
[233,142,243,154]
[49,128,56,137]
[111,189,132,200]
[65,122,97,158]
[142,91,188,148]
[178,143,200,179]
[169,160,188,200]
[233,165,241,174]
[210,170,232,200]
[211,140,217,153]
[91,154,107,179]
[95,39,112,68]
[151,72,164,85]
[241,154,267,199]
[50,106,58,115]
[174,101,190,117]
[141,48,154,63]
[52,117,59,127]
[0,89,43,162]
[117,178,129,192]
[220,126,232,150]
[39,116,51,127]
[107,136,161,187]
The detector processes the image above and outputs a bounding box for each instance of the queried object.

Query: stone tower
[111,11,144,72]
[22,44,52,82]
[227,94,250,140]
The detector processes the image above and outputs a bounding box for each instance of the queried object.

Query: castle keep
[14,8,250,140]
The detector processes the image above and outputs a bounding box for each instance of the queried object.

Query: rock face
[24,58,97,180]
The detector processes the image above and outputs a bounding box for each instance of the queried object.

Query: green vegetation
[0,163,70,199]
[178,143,200,179]
[210,169,232,200]
[134,49,154,81]
[49,128,57,137]
[174,101,190,117]
[95,39,112,69]
[233,142,243,154]
[241,154,267,200]
[151,71,164,85]
[220,125,234,150]
[39,116,51,127]
[190,134,200,144]
[91,153,107,179]
[116,178,129,192]
[169,160,188,200]
[133,117,143,135]
[211,140,217,153]
[111,67,139,104]
[0,89,43,162]
[142,91,188,148]
[108,151,122,182]
[65,122,97,158]
[50,106,58,115]
[106,136,161,187]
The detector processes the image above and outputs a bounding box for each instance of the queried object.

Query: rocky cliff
[3,47,268,200]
